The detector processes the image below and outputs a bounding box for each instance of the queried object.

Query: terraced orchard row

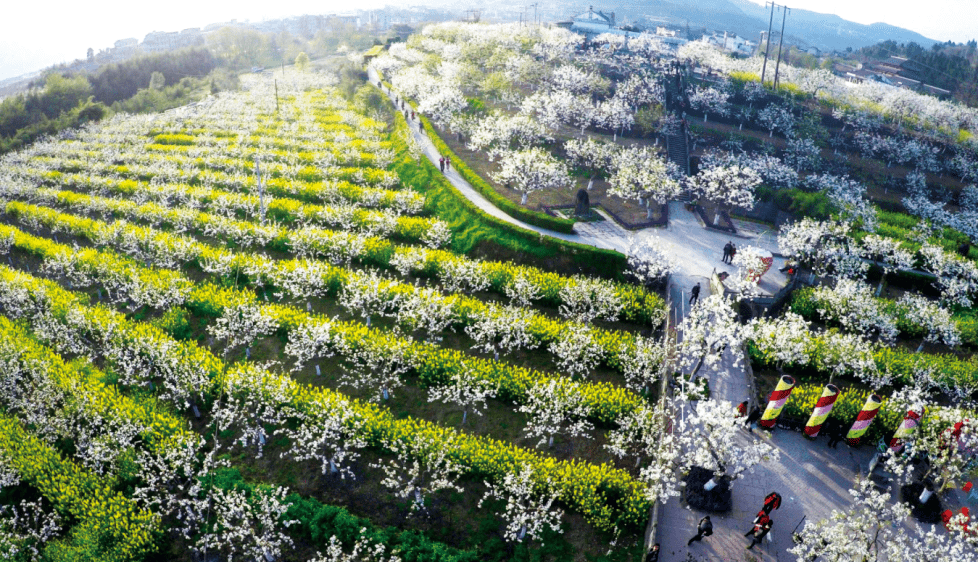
[0,72,670,559]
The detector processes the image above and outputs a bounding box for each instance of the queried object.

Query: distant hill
[599,0,938,52]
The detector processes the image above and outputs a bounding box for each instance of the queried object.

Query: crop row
[2,200,656,374]
[3,182,665,324]
[0,412,158,561]
[0,316,478,561]
[0,265,651,531]
[0,218,647,422]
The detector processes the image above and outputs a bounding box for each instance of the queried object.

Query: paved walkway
[370,71,888,561]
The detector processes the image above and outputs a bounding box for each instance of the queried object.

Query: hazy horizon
[2,0,975,82]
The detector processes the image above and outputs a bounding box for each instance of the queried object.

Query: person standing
[825,417,845,448]
[723,241,733,263]
[687,515,713,546]
[645,543,659,562]
[729,244,737,262]
[689,283,701,306]
[745,405,762,433]
[746,518,773,550]
[411,111,415,120]
[439,157,445,173]
[419,120,425,134]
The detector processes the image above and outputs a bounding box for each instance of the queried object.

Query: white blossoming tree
[898,293,961,352]
[338,333,412,402]
[548,323,605,380]
[618,334,664,394]
[860,234,915,296]
[812,279,899,343]
[491,147,571,205]
[207,302,279,367]
[779,218,868,280]
[519,379,594,448]
[275,399,367,479]
[564,137,618,191]
[465,304,539,360]
[688,166,760,225]
[607,146,682,218]
[747,312,811,377]
[557,276,622,323]
[192,485,296,562]
[626,235,674,287]
[788,478,911,562]
[339,269,398,327]
[757,104,795,138]
[688,86,730,123]
[504,273,543,308]
[427,363,499,425]
[478,466,563,544]
[677,294,744,380]
[371,434,465,512]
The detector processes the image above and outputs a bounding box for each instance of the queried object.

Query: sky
[1,1,976,82]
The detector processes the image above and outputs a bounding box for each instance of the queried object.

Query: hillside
[602,0,939,52]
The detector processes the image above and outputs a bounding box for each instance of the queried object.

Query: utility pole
[760,1,776,85]
[274,79,279,113]
[773,6,790,89]
[254,156,267,225]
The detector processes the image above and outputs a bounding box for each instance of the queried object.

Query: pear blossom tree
[779,218,868,279]
[503,273,543,308]
[606,404,669,468]
[860,234,915,296]
[465,304,539,360]
[898,293,961,352]
[557,276,622,324]
[728,245,769,297]
[478,466,564,544]
[427,363,499,425]
[757,104,795,138]
[192,485,296,562]
[212,363,293,458]
[674,399,780,490]
[207,303,279,366]
[618,334,665,394]
[626,235,674,287]
[607,145,682,218]
[816,330,884,387]
[784,137,822,173]
[548,323,605,380]
[747,312,811,378]
[396,287,457,341]
[338,269,397,327]
[688,165,760,226]
[338,334,412,402]
[491,147,571,205]
[519,379,594,448]
[564,137,618,191]
[275,400,367,479]
[437,257,491,294]
[420,221,452,249]
[310,532,404,562]
[788,478,911,562]
[371,434,465,512]
[676,294,745,380]
[0,499,62,562]
[811,279,899,343]
[918,243,978,307]
[688,86,730,123]
[284,319,344,372]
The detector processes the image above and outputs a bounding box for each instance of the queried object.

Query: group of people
[438,156,452,173]
[721,240,738,264]
[686,492,781,550]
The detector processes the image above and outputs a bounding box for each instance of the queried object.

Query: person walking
[729,244,737,262]
[439,157,445,173]
[746,518,773,550]
[689,283,701,306]
[745,512,770,537]
[761,492,782,515]
[723,241,733,263]
[411,111,415,120]
[645,543,660,562]
[419,120,425,134]
[445,156,451,170]
[687,515,713,546]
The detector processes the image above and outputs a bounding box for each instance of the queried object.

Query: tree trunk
[769,130,773,138]
[548,435,554,448]
[521,192,528,205]
[704,114,708,123]
[713,211,721,226]
[917,341,925,353]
